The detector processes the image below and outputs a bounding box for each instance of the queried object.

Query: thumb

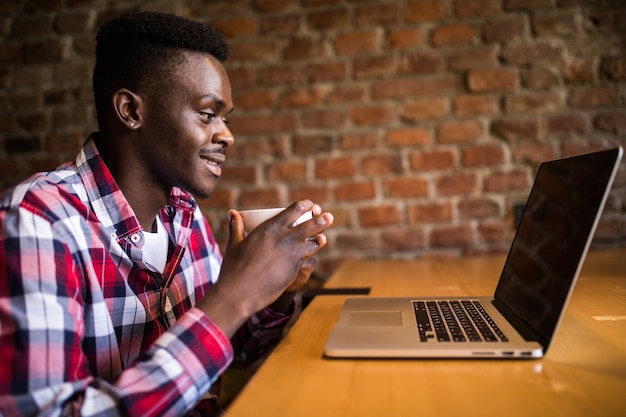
[226,209,245,251]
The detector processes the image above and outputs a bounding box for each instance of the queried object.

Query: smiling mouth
[199,151,225,177]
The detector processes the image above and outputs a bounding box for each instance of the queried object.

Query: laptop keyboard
[413,300,509,343]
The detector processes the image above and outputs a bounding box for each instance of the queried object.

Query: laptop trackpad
[348,311,402,327]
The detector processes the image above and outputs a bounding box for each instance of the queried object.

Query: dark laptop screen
[494,147,622,350]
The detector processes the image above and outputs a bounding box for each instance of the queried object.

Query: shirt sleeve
[229,301,296,368]
[0,205,234,417]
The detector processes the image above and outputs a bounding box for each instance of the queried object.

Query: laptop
[324,147,623,359]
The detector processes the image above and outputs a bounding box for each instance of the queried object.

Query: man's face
[138,52,234,199]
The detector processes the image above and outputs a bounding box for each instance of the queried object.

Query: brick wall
[1,0,625,279]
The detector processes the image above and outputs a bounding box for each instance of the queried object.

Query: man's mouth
[199,151,225,177]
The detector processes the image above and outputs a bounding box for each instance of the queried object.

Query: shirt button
[130,233,141,243]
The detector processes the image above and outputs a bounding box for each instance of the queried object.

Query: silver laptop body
[324,147,623,359]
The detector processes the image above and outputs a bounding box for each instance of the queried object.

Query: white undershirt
[141,216,169,273]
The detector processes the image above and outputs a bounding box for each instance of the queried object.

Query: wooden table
[224,249,626,417]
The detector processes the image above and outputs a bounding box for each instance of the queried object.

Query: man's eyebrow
[201,93,234,114]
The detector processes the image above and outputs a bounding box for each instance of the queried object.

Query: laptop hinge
[492,298,549,349]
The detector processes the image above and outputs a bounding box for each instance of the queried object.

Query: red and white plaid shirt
[0,136,293,416]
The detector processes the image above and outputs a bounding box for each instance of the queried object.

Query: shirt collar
[76,134,197,240]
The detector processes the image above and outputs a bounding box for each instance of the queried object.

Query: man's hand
[195,200,333,336]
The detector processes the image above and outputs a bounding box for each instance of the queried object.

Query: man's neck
[94,133,169,232]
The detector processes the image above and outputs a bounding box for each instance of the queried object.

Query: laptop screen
[493,147,622,350]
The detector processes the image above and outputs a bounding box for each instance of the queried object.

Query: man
[0,11,333,416]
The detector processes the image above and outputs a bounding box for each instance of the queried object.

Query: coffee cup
[239,207,312,233]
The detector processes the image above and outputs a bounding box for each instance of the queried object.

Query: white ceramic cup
[239,207,313,233]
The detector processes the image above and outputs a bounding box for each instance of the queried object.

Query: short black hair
[92,11,230,130]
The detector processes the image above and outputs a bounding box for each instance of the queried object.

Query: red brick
[254,0,298,12]
[484,169,530,192]
[354,56,397,79]
[315,156,356,179]
[490,118,539,140]
[327,85,367,103]
[302,0,340,6]
[401,98,449,121]
[386,28,424,50]
[293,134,332,155]
[560,58,595,83]
[532,11,578,37]
[546,114,589,136]
[229,114,296,135]
[266,161,307,182]
[334,181,376,201]
[385,177,430,198]
[504,92,562,113]
[595,112,626,135]
[446,47,498,70]
[11,15,54,38]
[454,0,501,17]
[288,186,330,204]
[386,128,432,147]
[373,75,461,99]
[401,51,445,74]
[234,90,276,109]
[405,1,447,22]
[301,109,346,129]
[454,95,498,116]
[336,232,379,250]
[257,64,303,85]
[334,31,379,55]
[358,205,402,228]
[198,188,235,210]
[462,144,505,167]
[261,14,300,36]
[435,172,478,195]
[349,104,395,126]
[228,41,277,62]
[361,154,403,175]
[504,0,553,11]
[510,141,557,164]
[221,165,258,184]
[467,68,517,92]
[501,41,564,65]
[307,8,349,31]
[521,67,560,89]
[307,62,347,82]
[569,86,618,108]
[46,131,83,152]
[236,137,288,160]
[478,220,514,243]
[482,16,526,43]
[584,8,626,34]
[355,3,399,27]
[431,24,478,46]
[430,224,474,247]
[382,228,426,250]
[227,67,256,89]
[602,57,626,80]
[409,149,455,171]
[279,88,323,108]
[284,38,327,61]
[437,120,483,143]
[238,187,282,209]
[458,198,500,219]
[211,17,256,37]
[341,132,380,150]
[408,202,453,223]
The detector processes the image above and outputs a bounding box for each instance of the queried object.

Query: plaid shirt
[0,136,293,416]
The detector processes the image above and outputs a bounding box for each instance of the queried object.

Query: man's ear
[112,88,142,130]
